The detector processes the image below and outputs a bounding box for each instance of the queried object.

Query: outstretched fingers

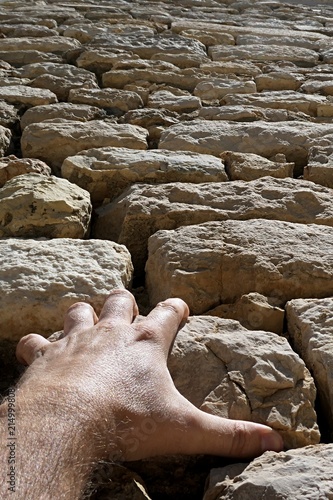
[64,302,98,336]
[98,289,139,329]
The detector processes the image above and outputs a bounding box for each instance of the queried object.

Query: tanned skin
[0,289,283,499]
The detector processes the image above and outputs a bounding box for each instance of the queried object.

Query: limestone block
[205,293,285,335]
[0,51,62,67]
[0,36,82,54]
[0,173,91,239]
[30,73,99,101]
[286,297,333,437]
[62,147,227,205]
[146,219,333,314]
[200,61,262,77]
[0,155,51,187]
[255,72,303,92]
[159,120,333,171]
[168,316,319,448]
[0,86,57,107]
[119,108,178,130]
[21,120,148,172]
[0,238,133,340]
[68,88,144,115]
[90,33,206,59]
[0,24,58,38]
[20,103,106,130]
[204,445,333,500]
[147,90,201,113]
[0,125,11,157]
[93,177,333,276]
[150,52,209,69]
[209,44,319,66]
[0,101,19,128]
[304,146,333,188]
[221,91,331,117]
[193,79,256,101]
[76,48,140,75]
[198,105,300,122]
[180,29,235,46]
[221,151,294,181]
[236,34,324,51]
[300,79,333,95]
[18,62,97,83]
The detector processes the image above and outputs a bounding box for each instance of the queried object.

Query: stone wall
[1,0,333,498]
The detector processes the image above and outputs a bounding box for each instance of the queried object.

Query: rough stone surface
[205,293,285,335]
[21,120,148,172]
[62,147,227,205]
[0,155,51,187]
[0,125,12,156]
[221,151,294,181]
[0,173,91,238]
[0,101,19,128]
[168,316,319,448]
[147,90,201,113]
[159,120,333,173]
[146,219,333,314]
[93,177,333,276]
[194,79,257,101]
[20,103,107,130]
[0,85,57,106]
[204,444,333,500]
[68,87,144,115]
[304,146,333,188]
[286,297,333,439]
[0,238,133,340]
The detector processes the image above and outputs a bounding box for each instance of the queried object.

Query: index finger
[136,298,189,356]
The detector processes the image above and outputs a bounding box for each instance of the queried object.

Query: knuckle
[135,325,156,341]
[229,421,250,456]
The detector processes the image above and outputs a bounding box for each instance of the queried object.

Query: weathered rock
[205,293,285,335]
[147,90,201,113]
[20,103,106,130]
[204,444,333,500]
[0,85,57,107]
[0,24,58,38]
[286,297,333,438]
[0,173,91,239]
[150,51,209,69]
[255,71,303,92]
[194,79,256,101]
[304,145,333,188]
[0,155,51,187]
[62,147,227,205]
[93,177,333,275]
[200,60,262,78]
[21,120,148,173]
[0,36,82,54]
[236,33,324,51]
[0,51,62,67]
[221,151,294,181]
[68,88,144,115]
[209,44,319,66]
[0,101,19,128]
[0,238,133,340]
[168,316,319,448]
[90,33,206,59]
[300,78,333,95]
[181,29,235,47]
[0,125,12,157]
[146,219,333,314]
[198,105,306,123]
[159,120,333,172]
[76,48,140,75]
[221,90,333,117]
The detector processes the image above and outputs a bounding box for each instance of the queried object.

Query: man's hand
[16,289,283,462]
[1,290,283,499]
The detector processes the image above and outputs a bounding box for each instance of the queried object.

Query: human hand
[16,289,283,462]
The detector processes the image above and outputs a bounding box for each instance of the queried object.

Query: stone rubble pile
[0,0,333,498]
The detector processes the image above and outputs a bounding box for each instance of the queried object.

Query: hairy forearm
[0,385,104,500]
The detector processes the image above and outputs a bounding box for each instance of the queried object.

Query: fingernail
[261,431,284,453]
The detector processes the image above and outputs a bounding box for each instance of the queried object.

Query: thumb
[182,409,284,458]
